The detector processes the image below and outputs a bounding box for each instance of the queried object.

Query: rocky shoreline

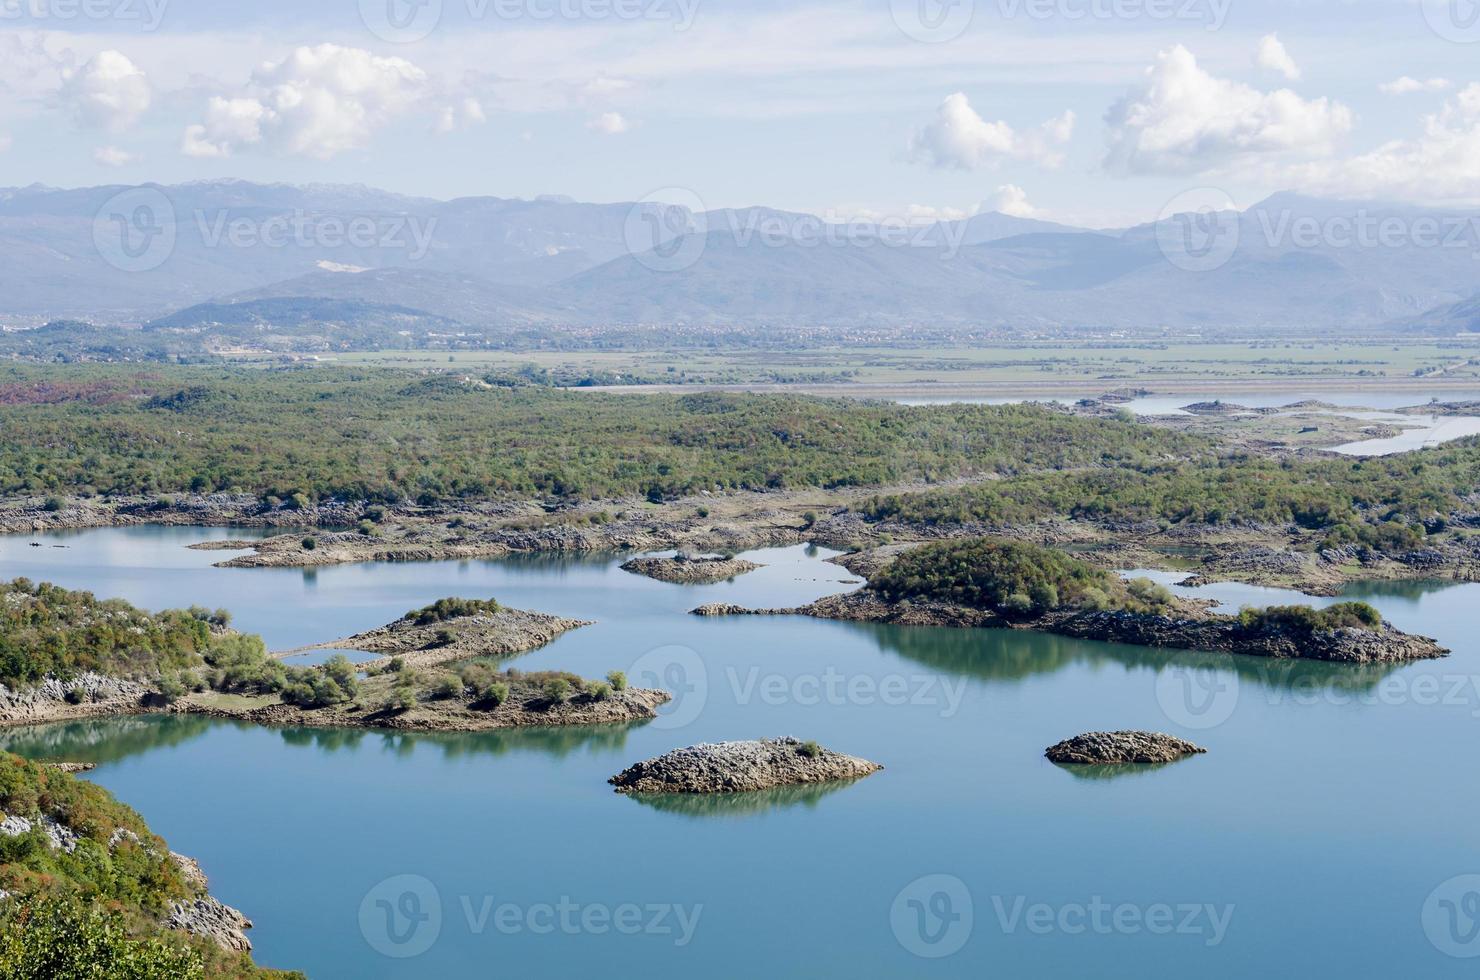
[3,487,1477,597]
[609,737,882,794]
[620,554,762,584]
[694,590,1448,664]
[179,684,671,734]
[1045,731,1206,765]
[290,606,594,671]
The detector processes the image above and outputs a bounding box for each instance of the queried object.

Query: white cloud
[1380,76,1452,95]
[587,111,629,135]
[433,98,486,134]
[92,145,139,167]
[907,93,1074,170]
[59,50,151,132]
[1104,46,1352,176]
[182,44,431,159]
[1255,34,1301,82]
[1290,84,1480,204]
[984,184,1037,218]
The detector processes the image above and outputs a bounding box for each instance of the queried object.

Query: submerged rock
[1045,731,1206,765]
[621,554,762,584]
[609,737,882,794]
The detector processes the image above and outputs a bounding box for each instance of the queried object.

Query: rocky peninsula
[1045,731,1206,765]
[620,553,762,584]
[609,737,882,794]
[289,599,592,671]
[694,538,1449,664]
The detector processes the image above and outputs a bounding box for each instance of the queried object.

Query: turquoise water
[3,527,1480,977]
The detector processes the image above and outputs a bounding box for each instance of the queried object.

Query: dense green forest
[0,580,224,688]
[0,754,300,978]
[0,366,1203,503]
[862,439,1480,547]
[0,579,358,707]
[870,538,1176,617]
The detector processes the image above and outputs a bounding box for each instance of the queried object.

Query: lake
[2,526,1479,977]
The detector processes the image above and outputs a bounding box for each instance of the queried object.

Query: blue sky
[2,0,1479,227]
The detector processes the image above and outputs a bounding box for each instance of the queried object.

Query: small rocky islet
[619,553,762,584]
[1045,731,1207,765]
[609,737,882,795]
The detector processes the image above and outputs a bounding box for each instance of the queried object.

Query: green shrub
[586,682,611,701]
[606,670,627,691]
[0,897,205,980]
[300,537,316,551]
[432,675,462,699]
[543,678,571,703]
[797,740,822,758]
[481,682,510,708]
[403,597,500,626]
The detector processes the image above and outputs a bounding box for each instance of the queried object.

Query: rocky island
[0,581,668,735]
[609,737,882,794]
[620,553,762,584]
[289,596,592,670]
[693,538,1449,664]
[1045,731,1206,765]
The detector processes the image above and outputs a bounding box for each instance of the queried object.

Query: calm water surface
[3,526,1479,978]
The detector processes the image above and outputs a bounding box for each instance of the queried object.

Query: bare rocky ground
[1045,731,1206,765]
[619,554,762,584]
[698,583,1449,664]
[609,737,882,794]
[180,682,670,734]
[288,606,594,671]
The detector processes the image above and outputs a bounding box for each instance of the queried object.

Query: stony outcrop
[698,590,1449,664]
[0,806,253,952]
[292,606,593,671]
[0,673,155,726]
[165,852,253,952]
[609,737,882,794]
[620,554,762,584]
[1045,731,1206,765]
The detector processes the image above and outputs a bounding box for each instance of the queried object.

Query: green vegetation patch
[871,538,1174,618]
[403,597,501,625]
[0,365,1205,503]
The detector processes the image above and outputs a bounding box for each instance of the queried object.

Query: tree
[0,897,205,980]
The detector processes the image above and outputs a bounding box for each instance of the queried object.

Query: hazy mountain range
[3,180,1480,339]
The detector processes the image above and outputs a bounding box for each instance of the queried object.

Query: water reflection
[274,719,649,760]
[0,713,215,765]
[622,778,867,819]
[1050,761,1191,782]
[847,620,1405,694]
